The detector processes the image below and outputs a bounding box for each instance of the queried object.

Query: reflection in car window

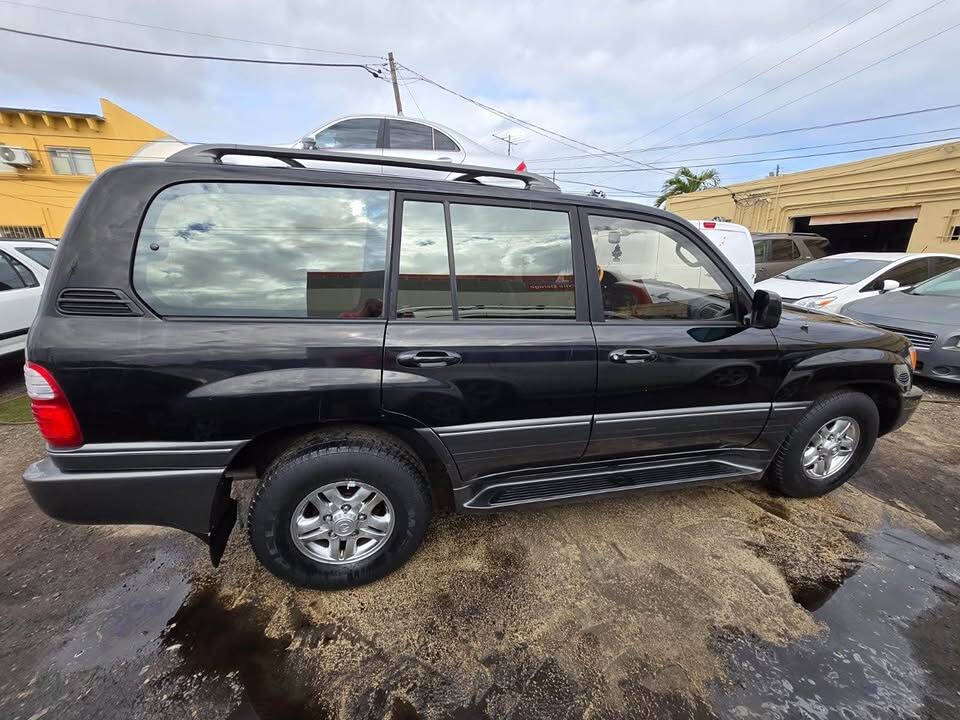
[397,202,453,319]
[313,118,380,149]
[450,204,575,319]
[389,120,434,150]
[588,215,735,321]
[780,257,888,283]
[134,183,389,318]
[16,246,56,269]
[911,268,960,297]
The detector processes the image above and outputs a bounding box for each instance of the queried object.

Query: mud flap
[192,476,237,567]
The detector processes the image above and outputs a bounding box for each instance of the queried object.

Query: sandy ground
[1,354,958,719]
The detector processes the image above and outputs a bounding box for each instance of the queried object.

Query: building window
[47,147,96,175]
[0,225,44,239]
[950,226,960,242]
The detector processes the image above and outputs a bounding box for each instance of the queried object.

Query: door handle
[609,348,658,364]
[397,350,463,368]
[437,156,453,162]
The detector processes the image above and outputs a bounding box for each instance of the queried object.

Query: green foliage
[655,167,720,208]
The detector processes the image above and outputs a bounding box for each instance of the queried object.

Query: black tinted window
[589,215,735,321]
[8,255,38,287]
[931,257,960,276]
[450,204,575,319]
[0,253,25,291]
[389,121,434,150]
[770,239,799,261]
[880,259,930,287]
[16,246,55,268]
[753,240,765,262]
[434,130,459,152]
[397,202,453,319]
[313,118,380,149]
[134,183,390,318]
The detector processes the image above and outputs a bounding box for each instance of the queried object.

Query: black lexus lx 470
[22,145,921,589]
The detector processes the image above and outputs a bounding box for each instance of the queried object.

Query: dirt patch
[178,473,940,718]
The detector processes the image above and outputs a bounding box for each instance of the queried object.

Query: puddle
[163,584,332,720]
[52,550,188,672]
[710,528,960,719]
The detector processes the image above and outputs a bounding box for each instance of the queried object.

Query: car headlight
[795,296,837,309]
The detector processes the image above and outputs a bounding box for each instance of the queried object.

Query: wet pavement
[1,356,959,719]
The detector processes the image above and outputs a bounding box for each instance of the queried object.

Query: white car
[689,220,756,285]
[0,239,56,356]
[756,252,960,314]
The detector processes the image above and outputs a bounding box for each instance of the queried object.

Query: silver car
[296,115,525,178]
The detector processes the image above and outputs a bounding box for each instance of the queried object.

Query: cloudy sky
[2,0,957,203]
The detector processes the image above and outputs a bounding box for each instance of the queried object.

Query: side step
[463,458,761,509]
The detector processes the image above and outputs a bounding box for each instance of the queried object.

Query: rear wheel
[769,391,879,498]
[247,429,432,589]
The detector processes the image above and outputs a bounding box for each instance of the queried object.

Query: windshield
[779,257,889,284]
[910,268,960,297]
[16,246,56,269]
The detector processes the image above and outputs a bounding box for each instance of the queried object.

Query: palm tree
[655,167,720,207]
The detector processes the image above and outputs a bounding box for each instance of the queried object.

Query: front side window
[931,256,960,276]
[0,253,26,291]
[47,147,95,175]
[395,201,576,319]
[313,118,381,149]
[589,215,735,321]
[911,268,960,297]
[878,259,931,288]
[389,121,434,150]
[134,183,390,318]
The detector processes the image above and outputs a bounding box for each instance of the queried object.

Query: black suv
[22,146,921,589]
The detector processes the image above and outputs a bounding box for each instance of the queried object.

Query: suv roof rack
[165,144,561,192]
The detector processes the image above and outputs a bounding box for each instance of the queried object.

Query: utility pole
[388,52,403,116]
[492,132,515,156]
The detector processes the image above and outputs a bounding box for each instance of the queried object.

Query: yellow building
[0,98,171,238]
[665,141,960,254]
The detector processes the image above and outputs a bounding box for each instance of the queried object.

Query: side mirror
[751,289,782,329]
[300,136,317,150]
[880,279,900,293]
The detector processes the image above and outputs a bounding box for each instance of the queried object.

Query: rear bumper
[22,458,226,534]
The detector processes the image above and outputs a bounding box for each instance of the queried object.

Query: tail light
[515,161,527,172]
[23,363,83,448]
[702,221,717,229]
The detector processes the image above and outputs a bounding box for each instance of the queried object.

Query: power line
[551,135,960,175]
[538,126,960,172]
[0,0,383,59]
[621,0,891,151]
[0,191,76,210]
[529,102,960,162]
[645,0,950,152]
[397,62,676,176]
[0,26,384,76]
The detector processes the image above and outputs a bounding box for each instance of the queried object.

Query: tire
[247,427,432,589]
[769,390,879,498]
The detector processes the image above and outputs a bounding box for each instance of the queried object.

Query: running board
[462,458,762,509]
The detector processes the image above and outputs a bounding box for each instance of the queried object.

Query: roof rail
[165,144,561,192]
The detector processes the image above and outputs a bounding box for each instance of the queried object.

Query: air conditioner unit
[0,146,34,168]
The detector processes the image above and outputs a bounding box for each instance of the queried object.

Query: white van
[689,220,756,286]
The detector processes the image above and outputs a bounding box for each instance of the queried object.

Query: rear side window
[389,121,435,150]
[134,183,390,318]
[0,253,25,291]
[17,246,56,268]
[434,130,459,152]
[770,238,799,261]
[396,201,576,319]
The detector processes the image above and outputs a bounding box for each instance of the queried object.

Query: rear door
[582,209,782,460]
[382,195,595,484]
[0,250,41,354]
[764,237,802,278]
[304,117,384,173]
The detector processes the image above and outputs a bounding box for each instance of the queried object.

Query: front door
[382,195,596,483]
[581,210,782,460]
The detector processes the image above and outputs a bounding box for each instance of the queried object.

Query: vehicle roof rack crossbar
[165,144,560,191]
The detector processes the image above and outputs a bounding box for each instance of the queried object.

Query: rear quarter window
[133,183,390,318]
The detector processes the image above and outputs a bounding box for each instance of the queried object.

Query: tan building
[0,98,171,239]
[665,141,960,254]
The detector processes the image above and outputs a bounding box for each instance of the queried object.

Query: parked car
[689,220,756,285]
[0,239,55,357]
[756,252,960,314]
[22,145,920,589]
[843,266,960,384]
[752,232,831,281]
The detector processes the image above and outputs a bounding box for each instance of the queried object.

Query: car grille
[876,324,937,350]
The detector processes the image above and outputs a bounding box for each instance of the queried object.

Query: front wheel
[769,390,879,498]
[247,429,432,589]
